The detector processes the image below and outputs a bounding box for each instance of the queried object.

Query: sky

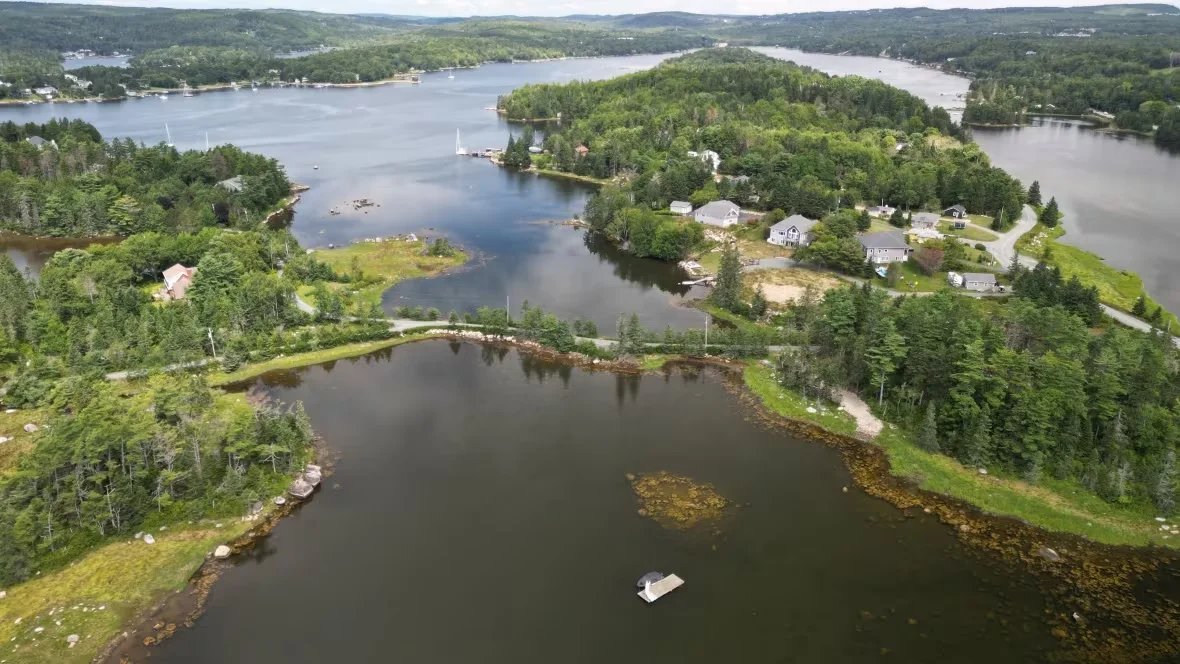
[41,0,1180,16]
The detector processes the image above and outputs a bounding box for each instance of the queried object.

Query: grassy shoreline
[742,361,1176,548]
[209,333,441,386]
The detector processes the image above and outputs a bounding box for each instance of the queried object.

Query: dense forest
[500,48,1025,258]
[777,269,1180,512]
[0,119,290,236]
[700,5,1180,143]
[0,10,709,96]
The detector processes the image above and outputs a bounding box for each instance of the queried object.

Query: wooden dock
[637,574,684,603]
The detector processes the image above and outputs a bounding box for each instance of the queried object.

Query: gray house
[858,231,912,264]
[767,214,817,247]
[669,201,693,215]
[943,204,968,218]
[694,200,741,228]
[962,273,998,292]
[912,212,940,230]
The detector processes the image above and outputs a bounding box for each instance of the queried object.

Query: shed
[669,201,693,215]
[943,204,968,219]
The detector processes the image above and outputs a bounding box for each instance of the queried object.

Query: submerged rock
[629,471,728,529]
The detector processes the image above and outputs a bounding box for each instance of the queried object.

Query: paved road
[979,204,1038,270]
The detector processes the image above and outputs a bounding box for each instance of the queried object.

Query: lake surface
[0,234,117,278]
[0,54,704,330]
[149,340,1060,663]
[63,56,130,70]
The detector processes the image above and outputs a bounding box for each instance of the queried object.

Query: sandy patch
[745,268,842,305]
[838,389,884,440]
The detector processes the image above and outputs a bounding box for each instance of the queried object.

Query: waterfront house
[943,204,968,219]
[217,176,244,192]
[694,200,741,228]
[574,145,589,158]
[912,212,940,230]
[669,201,693,215]
[33,86,58,97]
[767,214,817,247]
[160,264,198,301]
[858,231,912,264]
[962,272,998,292]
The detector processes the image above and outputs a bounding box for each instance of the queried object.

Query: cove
[145,340,1063,663]
[0,54,705,331]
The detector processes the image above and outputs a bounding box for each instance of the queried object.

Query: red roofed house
[160,263,198,301]
[574,144,589,158]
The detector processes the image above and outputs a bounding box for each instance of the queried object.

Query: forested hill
[0,2,410,54]
[0,119,290,237]
[706,5,1180,142]
[501,48,1025,227]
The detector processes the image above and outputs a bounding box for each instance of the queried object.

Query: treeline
[508,48,1026,258]
[778,279,1180,511]
[33,22,710,93]
[0,120,289,236]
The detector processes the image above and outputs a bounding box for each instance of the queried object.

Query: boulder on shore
[289,477,314,499]
[143,534,156,545]
[274,496,287,506]
[213,545,232,559]
[1038,546,1062,562]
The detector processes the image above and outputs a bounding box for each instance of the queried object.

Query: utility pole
[506,295,510,325]
[703,313,709,354]
[207,328,217,358]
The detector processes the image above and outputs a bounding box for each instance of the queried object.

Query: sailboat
[182,83,194,98]
[205,132,210,151]
[455,129,467,156]
[165,123,174,148]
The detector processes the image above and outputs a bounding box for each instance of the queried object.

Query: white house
[669,201,693,215]
[694,200,741,227]
[912,212,940,230]
[767,214,818,247]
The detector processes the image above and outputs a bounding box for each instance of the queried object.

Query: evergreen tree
[1027,180,1042,206]
[962,406,992,469]
[712,246,743,313]
[1132,294,1148,317]
[918,401,940,453]
[751,284,769,318]
[864,318,907,405]
[1040,197,1061,227]
[888,208,905,228]
[857,209,871,232]
[1157,450,1177,515]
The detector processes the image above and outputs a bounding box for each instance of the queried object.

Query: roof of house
[912,212,941,225]
[771,214,818,234]
[695,200,739,218]
[731,175,750,184]
[217,175,244,192]
[963,272,997,284]
[574,144,589,153]
[163,263,196,289]
[26,136,45,147]
[858,230,910,250]
[670,200,692,209]
[945,204,967,214]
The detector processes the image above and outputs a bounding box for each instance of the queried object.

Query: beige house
[858,231,912,264]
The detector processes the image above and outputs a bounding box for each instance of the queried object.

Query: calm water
[151,341,1058,663]
[63,56,130,70]
[0,54,703,330]
[0,234,117,278]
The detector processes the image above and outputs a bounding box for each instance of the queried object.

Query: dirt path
[838,389,884,440]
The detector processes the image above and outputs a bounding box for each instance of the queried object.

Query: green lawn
[309,240,467,308]
[209,333,442,386]
[1018,223,1178,329]
[744,363,859,436]
[938,220,998,242]
[889,259,950,292]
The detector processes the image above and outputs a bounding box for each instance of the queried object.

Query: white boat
[455,129,467,156]
[182,84,194,98]
[159,92,168,100]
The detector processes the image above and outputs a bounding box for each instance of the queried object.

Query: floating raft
[637,574,684,603]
